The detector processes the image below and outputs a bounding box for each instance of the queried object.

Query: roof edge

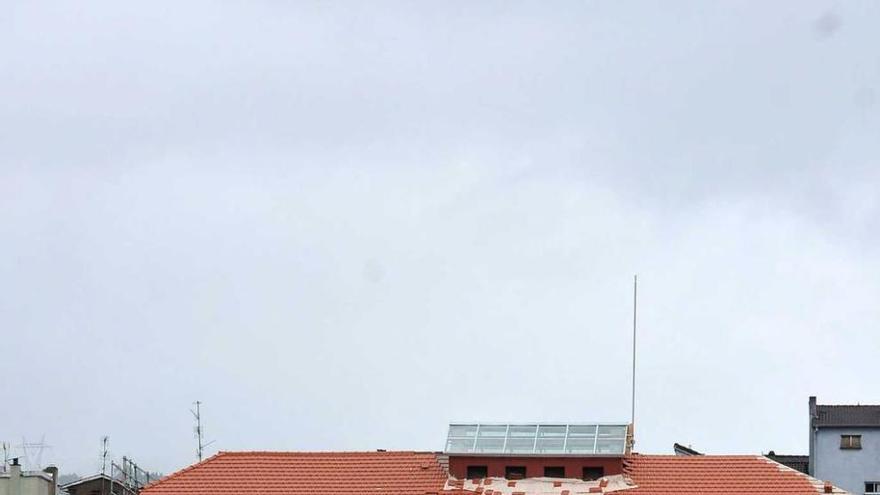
[216,450,442,455]
[817,404,880,408]
[141,452,226,492]
[761,456,850,495]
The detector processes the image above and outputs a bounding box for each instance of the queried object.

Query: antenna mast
[192,401,204,461]
[101,436,109,475]
[191,401,214,462]
[630,275,638,442]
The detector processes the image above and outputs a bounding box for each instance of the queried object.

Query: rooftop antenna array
[110,456,153,492]
[191,401,215,462]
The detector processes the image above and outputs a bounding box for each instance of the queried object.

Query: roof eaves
[59,474,112,488]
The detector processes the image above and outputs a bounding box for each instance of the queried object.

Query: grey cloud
[2,0,880,476]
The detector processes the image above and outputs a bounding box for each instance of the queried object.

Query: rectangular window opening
[466,466,488,479]
[583,467,605,481]
[544,466,565,478]
[865,482,880,494]
[841,435,862,450]
[506,466,527,480]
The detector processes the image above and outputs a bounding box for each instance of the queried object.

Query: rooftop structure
[808,396,880,494]
[0,460,58,495]
[672,444,702,456]
[445,423,630,456]
[765,453,809,475]
[59,474,138,495]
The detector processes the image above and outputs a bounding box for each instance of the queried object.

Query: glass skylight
[445,423,628,455]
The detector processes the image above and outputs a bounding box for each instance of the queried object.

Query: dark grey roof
[673,443,702,456]
[815,404,880,427]
[766,453,808,474]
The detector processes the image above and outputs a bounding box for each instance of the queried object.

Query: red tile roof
[141,451,448,495]
[624,455,843,495]
[142,452,848,495]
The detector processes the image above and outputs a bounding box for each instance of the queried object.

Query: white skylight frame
[445,423,629,456]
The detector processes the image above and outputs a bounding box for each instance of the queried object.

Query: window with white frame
[864,482,880,494]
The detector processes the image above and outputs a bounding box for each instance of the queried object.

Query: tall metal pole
[101,437,109,495]
[631,275,638,441]
[101,437,109,475]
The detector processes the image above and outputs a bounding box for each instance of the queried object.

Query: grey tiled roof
[766,453,809,474]
[815,404,880,427]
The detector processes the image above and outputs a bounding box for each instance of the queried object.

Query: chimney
[44,466,59,495]
[10,459,22,495]
[809,396,818,476]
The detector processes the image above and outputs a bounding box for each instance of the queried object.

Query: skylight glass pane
[449,425,478,437]
[505,438,535,453]
[509,425,538,436]
[446,438,475,452]
[565,437,596,453]
[536,437,565,452]
[596,438,625,454]
[597,425,627,437]
[478,425,508,437]
[537,425,567,437]
[474,437,505,452]
[568,425,598,436]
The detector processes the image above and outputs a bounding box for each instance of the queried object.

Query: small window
[841,435,862,450]
[505,466,527,479]
[865,482,880,494]
[583,466,605,481]
[544,466,565,478]
[466,465,488,479]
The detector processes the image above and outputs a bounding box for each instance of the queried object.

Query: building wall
[64,477,139,495]
[0,469,54,495]
[65,478,112,495]
[447,456,623,479]
[814,427,880,494]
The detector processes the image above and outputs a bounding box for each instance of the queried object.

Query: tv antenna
[191,401,215,462]
[101,436,109,475]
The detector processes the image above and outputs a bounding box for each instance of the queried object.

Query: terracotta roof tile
[624,455,847,495]
[141,451,447,495]
[141,452,850,495]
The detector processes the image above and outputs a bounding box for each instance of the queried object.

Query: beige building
[0,460,57,495]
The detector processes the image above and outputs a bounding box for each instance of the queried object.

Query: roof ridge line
[216,450,440,455]
[818,404,880,408]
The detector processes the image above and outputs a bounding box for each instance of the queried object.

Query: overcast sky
[2,0,880,477]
